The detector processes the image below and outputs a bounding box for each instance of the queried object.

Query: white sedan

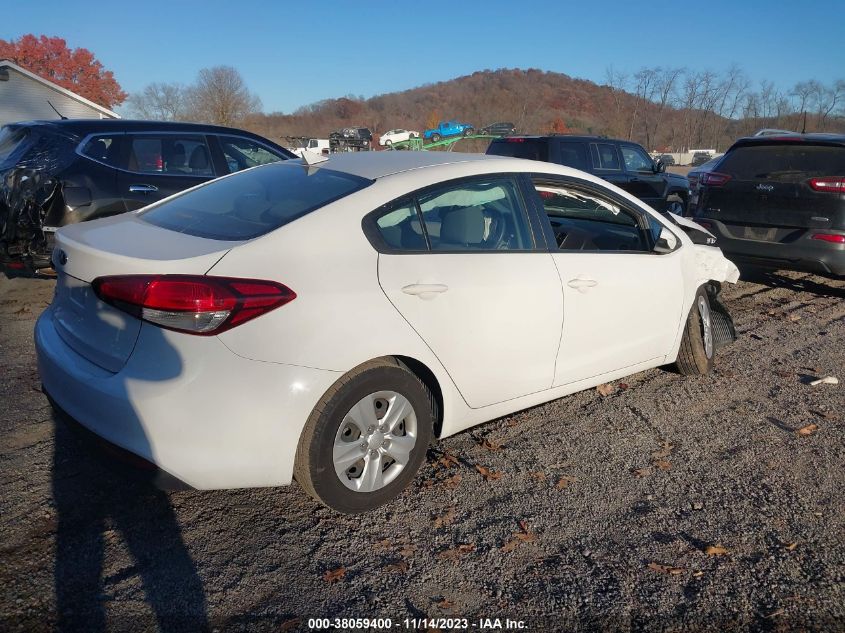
[36,152,739,513]
[378,129,419,146]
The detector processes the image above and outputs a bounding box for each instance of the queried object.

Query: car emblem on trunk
[756,184,775,192]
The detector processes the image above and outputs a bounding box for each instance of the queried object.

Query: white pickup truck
[289,138,330,157]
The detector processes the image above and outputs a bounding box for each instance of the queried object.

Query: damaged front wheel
[675,287,716,375]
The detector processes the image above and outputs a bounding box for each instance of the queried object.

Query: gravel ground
[0,269,843,632]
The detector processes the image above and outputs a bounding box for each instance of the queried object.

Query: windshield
[141,163,372,240]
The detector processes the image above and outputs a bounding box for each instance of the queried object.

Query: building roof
[0,60,119,119]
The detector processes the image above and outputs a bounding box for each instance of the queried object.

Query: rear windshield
[719,144,845,182]
[486,139,548,161]
[141,163,372,240]
[0,127,30,166]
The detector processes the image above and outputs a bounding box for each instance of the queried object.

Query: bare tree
[125,82,187,120]
[186,66,261,126]
[604,66,629,137]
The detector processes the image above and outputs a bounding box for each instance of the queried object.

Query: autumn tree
[0,34,126,108]
[186,66,261,126]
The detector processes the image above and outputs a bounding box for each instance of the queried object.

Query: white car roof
[310,151,511,180]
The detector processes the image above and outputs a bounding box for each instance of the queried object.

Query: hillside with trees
[127,67,844,153]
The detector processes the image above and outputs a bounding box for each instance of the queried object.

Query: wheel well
[667,189,687,202]
[394,355,444,438]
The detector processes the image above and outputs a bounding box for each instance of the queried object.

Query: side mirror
[654,160,666,173]
[654,226,679,254]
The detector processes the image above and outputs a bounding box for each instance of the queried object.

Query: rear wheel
[675,287,715,375]
[463,128,474,136]
[294,358,433,514]
[430,133,441,143]
[385,139,392,146]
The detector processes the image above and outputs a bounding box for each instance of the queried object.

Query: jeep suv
[487,135,690,216]
[694,134,845,276]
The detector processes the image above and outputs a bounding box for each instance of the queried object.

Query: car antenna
[47,100,68,120]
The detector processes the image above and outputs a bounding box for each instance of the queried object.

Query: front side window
[620,145,654,172]
[80,135,122,167]
[142,163,371,241]
[127,135,213,176]
[533,180,649,252]
[590,143,621,171]
[418,178,534,251]
[219,135,283,174]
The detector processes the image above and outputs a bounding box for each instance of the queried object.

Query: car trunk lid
[51,213,240,372]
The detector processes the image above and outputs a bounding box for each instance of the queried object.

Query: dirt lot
[1,269,843,632]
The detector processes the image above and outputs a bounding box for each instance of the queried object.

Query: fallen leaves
[651,441,673,471]
[280,618,301,631]
[501,520,537,552]
[596,383,615,397]
[438,453,460,468]
[647,562,685,575]
[476,465,503,481]
[556,475,578,489]
[433,506,456,529]
[480,438,505,451]
[529,471,547,482]
[438,543,475,561]
[435,598,456,610]
[322,567,346,583]
[704,544,730,557]
[653,459,672,471]
[632,467,651,478]
[783,542,798,551]
[441,473,462,490]
[796,423,819,437]
[810,409,839,421]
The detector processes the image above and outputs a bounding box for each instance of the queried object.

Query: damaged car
[0,119,294,273]
[36,151,739,514]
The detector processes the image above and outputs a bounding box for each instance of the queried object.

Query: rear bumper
[700,221,845,276]
[35,307,341,489]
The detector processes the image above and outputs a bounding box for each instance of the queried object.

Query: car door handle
[401,283,449,300]
[129,184,158,193]
[567,277,598,293]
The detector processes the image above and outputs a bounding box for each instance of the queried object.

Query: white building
[0,60,119,127]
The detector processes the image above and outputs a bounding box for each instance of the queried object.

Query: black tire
[675,287,715,375]
[294,357,434,514]
[431,133,441,143]
[463,127,474,136]
[385,139,392,146]
[666,194,687,217]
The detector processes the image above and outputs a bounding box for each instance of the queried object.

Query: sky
[3,0,844,114]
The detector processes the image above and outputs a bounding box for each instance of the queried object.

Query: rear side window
[376,202,427,250]
[591,143,621,170]
[486,139,548,161]
[80,135,122,167]
[719,144,845,182]
[557,142,588,171]
[141,163,371,240]
[218,135,283,174]
[128,135,213,176]
[0,127,30,165]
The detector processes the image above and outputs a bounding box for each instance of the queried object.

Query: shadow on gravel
[738,266,845,299]
[48,323,208,632]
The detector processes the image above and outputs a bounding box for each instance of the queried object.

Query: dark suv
[487,135,690,216]
[694,134,845,276]
[0,119,294,271]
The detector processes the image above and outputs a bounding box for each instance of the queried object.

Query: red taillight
[808,177,845,193]
[811,233,845,244]
[506,137,526,143]
[701,172,731,187]
[92,275,296,335]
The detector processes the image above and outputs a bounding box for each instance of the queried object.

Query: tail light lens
[811,233,845,244]
[701,172,732,186]
[93,275,296,335]
[505,137,526,143]
[808,177,845,193]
